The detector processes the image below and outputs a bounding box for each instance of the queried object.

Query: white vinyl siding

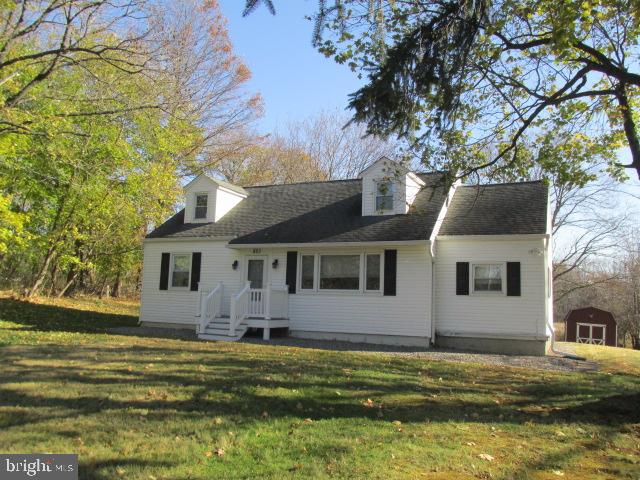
[360,158,424,216]
[141,241,275,324]
[141,242,432,339]
[288,244,432,338]
[434,238,547,338]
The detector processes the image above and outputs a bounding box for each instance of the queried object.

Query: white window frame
[364,252,383,292]
[296,251,384,295]
[194,192,208,220]
[470,262,506,295]
[169,252,192,290]
[299,253,317,292]
[375,180,395,212]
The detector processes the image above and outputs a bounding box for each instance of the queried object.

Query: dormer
[359,157,425,216]
[183,174,247,223]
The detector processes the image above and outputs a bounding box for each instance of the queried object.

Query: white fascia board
[218,185,248,199]
[226,240,431,249]
[436,233,550,241]
[407,171,426,186]
[183,173,216,191]
[144,236,234,243]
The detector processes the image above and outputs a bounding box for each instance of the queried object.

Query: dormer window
[194,193,208,219]
[376,181,395,211]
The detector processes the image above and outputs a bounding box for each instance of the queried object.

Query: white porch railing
[248,288,265,317]
[199,282,223,334]
[269,284,289,320]
[245,283,290,320]
[229,281,251,336]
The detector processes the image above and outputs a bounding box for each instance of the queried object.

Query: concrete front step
[198,332,246,342]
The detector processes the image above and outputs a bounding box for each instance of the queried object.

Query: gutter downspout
[430,254,436,347]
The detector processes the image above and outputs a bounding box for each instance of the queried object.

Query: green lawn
[0,296,639,480]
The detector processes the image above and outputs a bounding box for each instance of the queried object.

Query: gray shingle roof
[146,176,548,242]
[147,173,448,243]
[438,181,548,236]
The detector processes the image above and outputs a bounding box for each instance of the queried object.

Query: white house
[140,157,553,355]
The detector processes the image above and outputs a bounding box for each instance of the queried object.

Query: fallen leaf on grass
[478,453,494,462]
[465,442,476,446]
[363,398,374,408]
[555,430,566,437]
[552,470,564,476]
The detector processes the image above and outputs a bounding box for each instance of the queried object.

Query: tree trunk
[27,245,56,297]
[48,259,59,296]
[616,83,640,179]
[631,334,640,350]
[112,269,122,298]
[57,271,79,298]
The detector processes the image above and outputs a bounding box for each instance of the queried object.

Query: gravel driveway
[109,326,598,373]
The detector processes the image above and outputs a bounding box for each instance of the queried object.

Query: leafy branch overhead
[245,0,640,181]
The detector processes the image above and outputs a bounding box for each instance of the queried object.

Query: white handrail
[199,282,223,334]
[229,281,251,335]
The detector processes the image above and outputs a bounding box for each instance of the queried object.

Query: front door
[246,257,266,289]
[246,257,267,317]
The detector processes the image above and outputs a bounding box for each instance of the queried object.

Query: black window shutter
[383,249,397,296]
[506,262,521,296]
[190,252,201,291]
[456,262,469,295]
[159,253,170,290]
[286,251,297,294]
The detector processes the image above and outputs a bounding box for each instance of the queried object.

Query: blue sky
[218,0,363,133]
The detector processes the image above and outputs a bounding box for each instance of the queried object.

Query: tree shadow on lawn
[0,342,638,431]
[0,297,138,333]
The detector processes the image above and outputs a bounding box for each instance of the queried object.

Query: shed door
[576,323,605,345]
[591,325,605,345]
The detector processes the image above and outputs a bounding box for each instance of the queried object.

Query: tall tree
[245,0,640,182]
[0,0,260,296]
[214,110,399,185]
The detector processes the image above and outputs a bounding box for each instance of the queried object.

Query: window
[194,193,208,219]
[319,255,360,290]
[472,264,503,293]
[171,254,191,288]
[365,254,381,291]
[376,181,395,211]
[300,255,315,290]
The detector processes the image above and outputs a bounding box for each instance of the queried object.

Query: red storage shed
[564,307,617,347]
